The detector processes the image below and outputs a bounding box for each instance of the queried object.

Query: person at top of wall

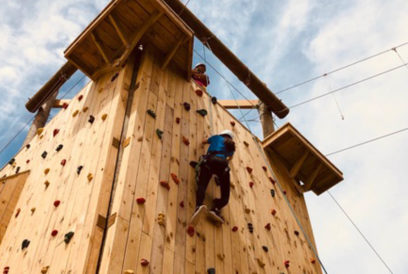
[190,130,235,224]
[192,63,210,87]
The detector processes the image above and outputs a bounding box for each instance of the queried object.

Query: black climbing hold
[196,109,208,117]
[88,115,95,124]
[8,158,15,165]
[26,144,30,149]
[15,167,20,174]
[22,239,30,249]
[147,109,156,119]
[183,102,191,111]
[270,189,275,198]
[207,268,216,274]
[77,166,83,175]
[262,246,268,252]
[156,129,164,139]
[211,96,217,104]
[189,161,198,168]
[64,231,75,244]
[111,72,119,82]
[56,144,63,152]
[247,223,254,233]
[41,151,47,159]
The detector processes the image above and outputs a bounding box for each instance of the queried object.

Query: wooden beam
[91,33,111,64]
[108,14,129,47]
[113,11,163,67]
[161,37,186,69]
[302,163,322,192]
[218,99,259,109]
[53,99,71,108]
[289,150,309,178]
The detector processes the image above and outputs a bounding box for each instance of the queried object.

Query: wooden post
[257,101,275,138]
[23,90,59,147]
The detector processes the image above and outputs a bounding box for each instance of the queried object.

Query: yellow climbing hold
[37,128,44,135]
[101,113,108,121]
[31,207,36,214]
[41,266,49,273]
[44,181,50,188]
[83,106,89,112]
[87,173,93,182]
[72,110,79,117]
[124,270,134,274]
[157,213,165,226]
[122,137,131,148]
[44,168,50,175]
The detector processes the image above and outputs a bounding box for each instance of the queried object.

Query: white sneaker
[190,205,207,225]
[208,209,225,224]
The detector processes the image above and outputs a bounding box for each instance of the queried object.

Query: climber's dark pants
[195,154,230,210]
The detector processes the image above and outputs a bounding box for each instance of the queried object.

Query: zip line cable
[276,41,408,95]
[289,62,408,109]
[392,47,408,72]
[325,127,408,157]
[0,74,86,158]
[327,191,394,273]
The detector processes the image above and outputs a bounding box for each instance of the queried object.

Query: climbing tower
[0,0,343,273]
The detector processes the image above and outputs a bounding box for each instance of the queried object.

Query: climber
[192,63,210,87]
[190,130,235,224]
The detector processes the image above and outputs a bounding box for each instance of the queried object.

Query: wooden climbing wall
[98,47,322,274]
[0,53,136,273]
[0,46,322,273]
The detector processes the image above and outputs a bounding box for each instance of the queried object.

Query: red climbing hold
[51,230,58,237]
[61,159,66,166]
[171,173,180,185]
[182,136,190,146]
[230,121,236,127]
[264,223,271,231]
[269,177,276,184]
[232,226,238,232]
[195,89,203,97]
[140,258,149,267]
[3,266,10,274]
[246,167,253,174]
[26,160,30,164]
[283,190,287,195]
[294,230,299,236]
[78,95,83,101]
[160,181,170,190]
[62,102,69,109]
[136,197,146,204]
[53,129,60,137]
[271,209,277,216]
[310,258,316,264]
[284,260,290,268]
[176,117,181,124]
[54,200,61,207]
[15,208,21,218]
[179,201,185,208]
[187,225,195,237]
[262,166,267,172]
[249,182,254,188]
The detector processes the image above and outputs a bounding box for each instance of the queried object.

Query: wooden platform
[64,0,193,80]
[262,123,343,195]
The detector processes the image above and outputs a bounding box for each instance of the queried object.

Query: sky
[1,0,408,273]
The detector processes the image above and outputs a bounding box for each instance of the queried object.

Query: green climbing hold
[64,231,75,244]
[147,109,156,119]
[196,109,208,117]
[156,129,164,139]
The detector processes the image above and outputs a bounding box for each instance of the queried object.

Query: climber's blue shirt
[207,135,234,159]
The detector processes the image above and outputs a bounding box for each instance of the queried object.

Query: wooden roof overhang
[64,0,194,81]
[262,123,343,195]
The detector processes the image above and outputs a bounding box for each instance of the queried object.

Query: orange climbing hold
[230,121,236,127]
[61,159,66,166]
[187,225,195,237]
[87,173,93,182]
[171,173,180,185]
[101,113,108,121]
[15,208,21,218]
[243,141,249,147]
[44,181,50,188]
[160,181,170,190]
